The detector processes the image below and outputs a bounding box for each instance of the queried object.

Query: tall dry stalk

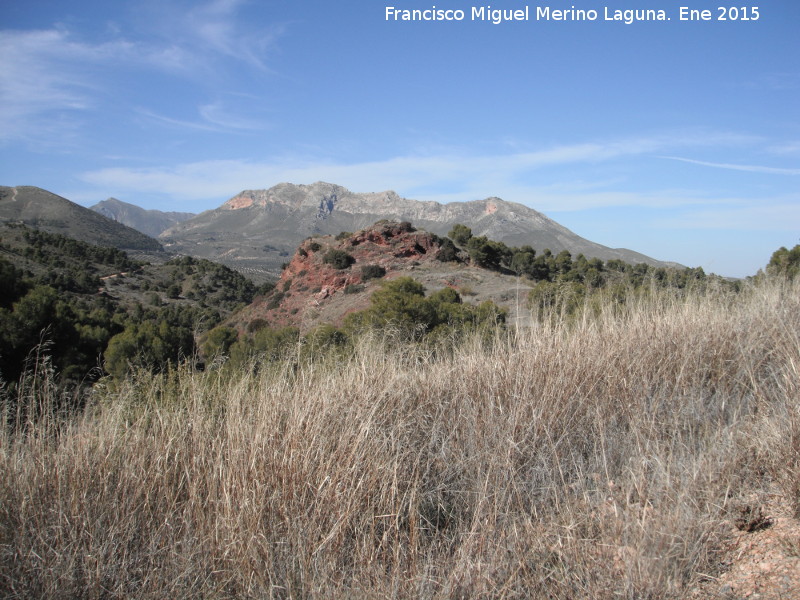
[1,278,798,598]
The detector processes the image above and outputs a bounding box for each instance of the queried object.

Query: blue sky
[1,0,798,277]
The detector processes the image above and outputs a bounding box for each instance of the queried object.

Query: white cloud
[143,0,280,73]
[187,0,274,70]
[77,135,785,210]
[135,109,225,133]
[136,101,270,133]
[0,1,280,144]
[0,28,133,142]
[767,141,800,156]
[661,156,800,175]
[197,102,269,130]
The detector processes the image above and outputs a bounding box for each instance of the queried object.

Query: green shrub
[360,264,386,280]
[436,238,459,262]
[302,324,349,358]
[266,291,285,310]
[323,249,355,270]
[767,244,800,280]
[202,326,238,359]
[247,318,268,333]
[448,224,473,246]
[343,276,506,340]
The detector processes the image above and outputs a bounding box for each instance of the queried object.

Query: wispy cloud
[186,0,276,70]
[0,0,280,144]
[661,156,800,175]
[77,134,769,208]
[767,142,800,156]
[142,0,281,74]
[198,102,269,131]
[0,28,134,142]
[137,101,270,133]
[135,109,226,133]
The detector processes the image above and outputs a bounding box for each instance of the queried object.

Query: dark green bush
[323,249,355,270]
[266,291,285,310]
[202,326,238,359]
[436,238,459,262]
[360,264,386,280]
[247,318,268,333]
[767,245,800,280]
[448,224,473,246]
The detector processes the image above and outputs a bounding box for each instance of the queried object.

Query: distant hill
[0,186,164,253]
[90,197,195,238]
[160,181,676,276]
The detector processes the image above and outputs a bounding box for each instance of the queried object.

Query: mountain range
[90,197,195,238]
[158,182,675,277]
[2,182,678,281]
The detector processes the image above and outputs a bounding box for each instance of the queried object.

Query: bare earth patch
[693,494,800,599]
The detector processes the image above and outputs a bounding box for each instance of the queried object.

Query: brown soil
[692,494,800,599]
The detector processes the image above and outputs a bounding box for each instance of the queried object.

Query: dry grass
[1,278,799,599]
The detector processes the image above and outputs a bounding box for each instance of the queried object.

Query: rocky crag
[229,220,535,334]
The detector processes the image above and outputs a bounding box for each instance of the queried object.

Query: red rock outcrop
[231,221,444,332]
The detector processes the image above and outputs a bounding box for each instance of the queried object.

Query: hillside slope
[0,186,164,253]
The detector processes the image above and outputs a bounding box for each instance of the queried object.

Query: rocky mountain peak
[222,182,351,212]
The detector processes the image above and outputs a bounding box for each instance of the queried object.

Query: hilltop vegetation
[222,221,731,367]
[767,244,800,280]
[0,219,753,395]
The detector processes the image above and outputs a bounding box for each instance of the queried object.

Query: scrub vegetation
[2,260,799,598]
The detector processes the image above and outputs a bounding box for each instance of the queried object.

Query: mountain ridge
[90,197,195,238]
[161,181,675,277]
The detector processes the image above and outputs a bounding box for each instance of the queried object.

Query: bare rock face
[160,182,672,278]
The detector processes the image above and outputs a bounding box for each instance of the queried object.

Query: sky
[1,0,798,278]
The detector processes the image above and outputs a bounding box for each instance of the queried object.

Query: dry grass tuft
[1,278,799,598]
